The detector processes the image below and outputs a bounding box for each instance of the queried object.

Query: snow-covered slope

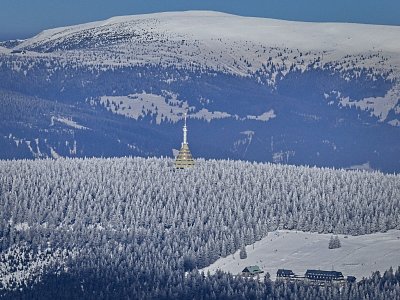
[1,157,399,296]
[100,92,275,124]
[1,12,399,170]
[9,11,400,123]
[16,11,400,71]
[201,230,400,281]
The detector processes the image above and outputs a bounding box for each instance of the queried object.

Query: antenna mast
[183,111,188,146]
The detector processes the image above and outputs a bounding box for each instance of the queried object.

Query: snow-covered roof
[242,265,263,274]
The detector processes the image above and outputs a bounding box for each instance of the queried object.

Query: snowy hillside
[0,157,399,297]
[1,12,399,171]
[100,92,275,123]
[15,11,400,72]
[8,11,400,124]
[201,230,400,281]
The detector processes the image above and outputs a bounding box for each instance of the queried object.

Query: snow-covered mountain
[0,11,399,171]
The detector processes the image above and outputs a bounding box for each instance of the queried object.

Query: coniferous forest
[1,157,399,299]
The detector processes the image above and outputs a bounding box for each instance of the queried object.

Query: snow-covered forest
[1,157,399,298]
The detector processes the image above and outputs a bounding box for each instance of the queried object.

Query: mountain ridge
[0,11,399,171]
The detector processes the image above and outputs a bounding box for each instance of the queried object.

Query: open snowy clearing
[201,230,400,281]
[100,92,276,123]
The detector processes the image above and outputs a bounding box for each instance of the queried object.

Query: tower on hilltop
[175,111,195,169]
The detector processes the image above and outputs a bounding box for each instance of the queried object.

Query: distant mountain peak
[1,11,399,171]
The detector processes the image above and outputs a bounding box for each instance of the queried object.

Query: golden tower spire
[175,111,195,169]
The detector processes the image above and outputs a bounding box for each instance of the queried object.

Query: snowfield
[201,230,400,281]
[15,11,400,70]
[51,116,89,130]
[100,92,277,123]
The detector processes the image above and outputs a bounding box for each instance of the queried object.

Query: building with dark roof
[305,269,344,281]
[277,269,295,278]
[347,276,357,283]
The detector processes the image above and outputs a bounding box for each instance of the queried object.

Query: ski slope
[201,230,400,280]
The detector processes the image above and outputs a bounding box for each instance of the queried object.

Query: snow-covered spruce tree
[239,245,247,259]
[328,235,341,249]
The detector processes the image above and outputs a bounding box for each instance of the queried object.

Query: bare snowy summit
[14,11,400,74]
[17,11,400,53]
